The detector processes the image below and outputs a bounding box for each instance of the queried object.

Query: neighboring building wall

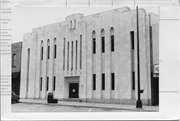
[12,42,22,95]
[20,7,159,105]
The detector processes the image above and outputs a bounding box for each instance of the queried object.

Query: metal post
[136,6,142,108]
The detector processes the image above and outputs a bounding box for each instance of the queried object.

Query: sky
[12,6,159,43]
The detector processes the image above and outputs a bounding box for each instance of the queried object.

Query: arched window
[12,53,17,67]
[54,38,57,58]
[47,39,50,59]
[92,31,96,54]
[74,20,76,29]
[70,21,72,29]
[101,29,105,53]
[41,40,43,60]
[110,27,114,52]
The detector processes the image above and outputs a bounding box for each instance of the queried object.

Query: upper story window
[130,31,134,50]
[70,21,72,29]
[41,40,43,60]
[101,29,105,53]
[92,31,96,54]
[74,20,76,29]
[12,53,17,67]
[110,27,114,52]
[54,38,57,59]
[47,39,50,59]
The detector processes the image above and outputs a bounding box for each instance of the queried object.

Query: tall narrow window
[41,47,43,60]
[80,35,82,70]
[48,46,50,59]
[110,27,114,52]
[76,40,78,70]
[102,73,105,90]
[130,31,134,50]
[27,48,30,92]
[111,73,115,90]
[67,42,69,70]
[54,45,56,58]
[93,74,96,90]
[53,76,56,91]
[74,20,76,29]
[131,31,135,90]
[63,38,65,71]
[150,26,153,66]
[70,21,72,29]
[92,31,96,54]
[46,77,49,91]
[102,37,105,53]
[54,38,57,59]
[12,53,17,67]
[71,41,73,70]
[101,29,105,53]
[93,38,96,54]
[40,77,42,91]
[132,72,135,90]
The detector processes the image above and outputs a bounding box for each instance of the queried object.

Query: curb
[19,101,158,112]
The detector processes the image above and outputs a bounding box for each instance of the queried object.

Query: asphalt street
[11,103,135,112]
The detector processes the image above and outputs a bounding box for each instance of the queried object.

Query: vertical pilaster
[86,30,93,99]
[105,28,111,99]
[48,37,54,93]
[96,30,102,99]
[35,34,41,99]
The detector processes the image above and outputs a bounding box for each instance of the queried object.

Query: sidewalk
[19,98,158,112]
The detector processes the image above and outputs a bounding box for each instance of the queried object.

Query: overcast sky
[12,6,159,43]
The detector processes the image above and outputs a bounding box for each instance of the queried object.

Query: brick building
[20,7,159,105]
[12,42,22,95]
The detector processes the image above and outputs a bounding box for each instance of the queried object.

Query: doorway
[69,83,79,98]
[151,77,159,105]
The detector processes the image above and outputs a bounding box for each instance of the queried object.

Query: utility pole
[136,6,142,108]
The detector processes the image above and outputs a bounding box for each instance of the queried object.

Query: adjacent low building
[20,7,159,106]
[12,42,22,95]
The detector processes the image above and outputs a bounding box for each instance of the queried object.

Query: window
[63,38,65,71]
[48,46,50,59]
[132,72,135,90]
[80,35,82,70]
[12,53,17,67]
[102,73,105,90]
[41,40,43,60]
[67,42,69,70]
[54,45,56,58]
[76,40,78,70]
[54,38,57,59]
[102,37,105,53]
[110,27,114,52]
[71,41,73,70]
[70,21,72,29]
[46,77,49,91]
[53,76,56,91]
[111,73,115,90]
[93,74,96,90]
[40,77,42,91]
[101,29,105,53]
[41,47,43,60]
[92,31,96,54]
[74,20,76,29]
[93,38,96,54]
[130,31,134,50]
[27,49,30,92]
[111,35,114,52]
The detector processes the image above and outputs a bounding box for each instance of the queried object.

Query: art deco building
[20,7,159,105]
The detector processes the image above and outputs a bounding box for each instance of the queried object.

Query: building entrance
[151,77,159,105]
[69,83,79,98]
